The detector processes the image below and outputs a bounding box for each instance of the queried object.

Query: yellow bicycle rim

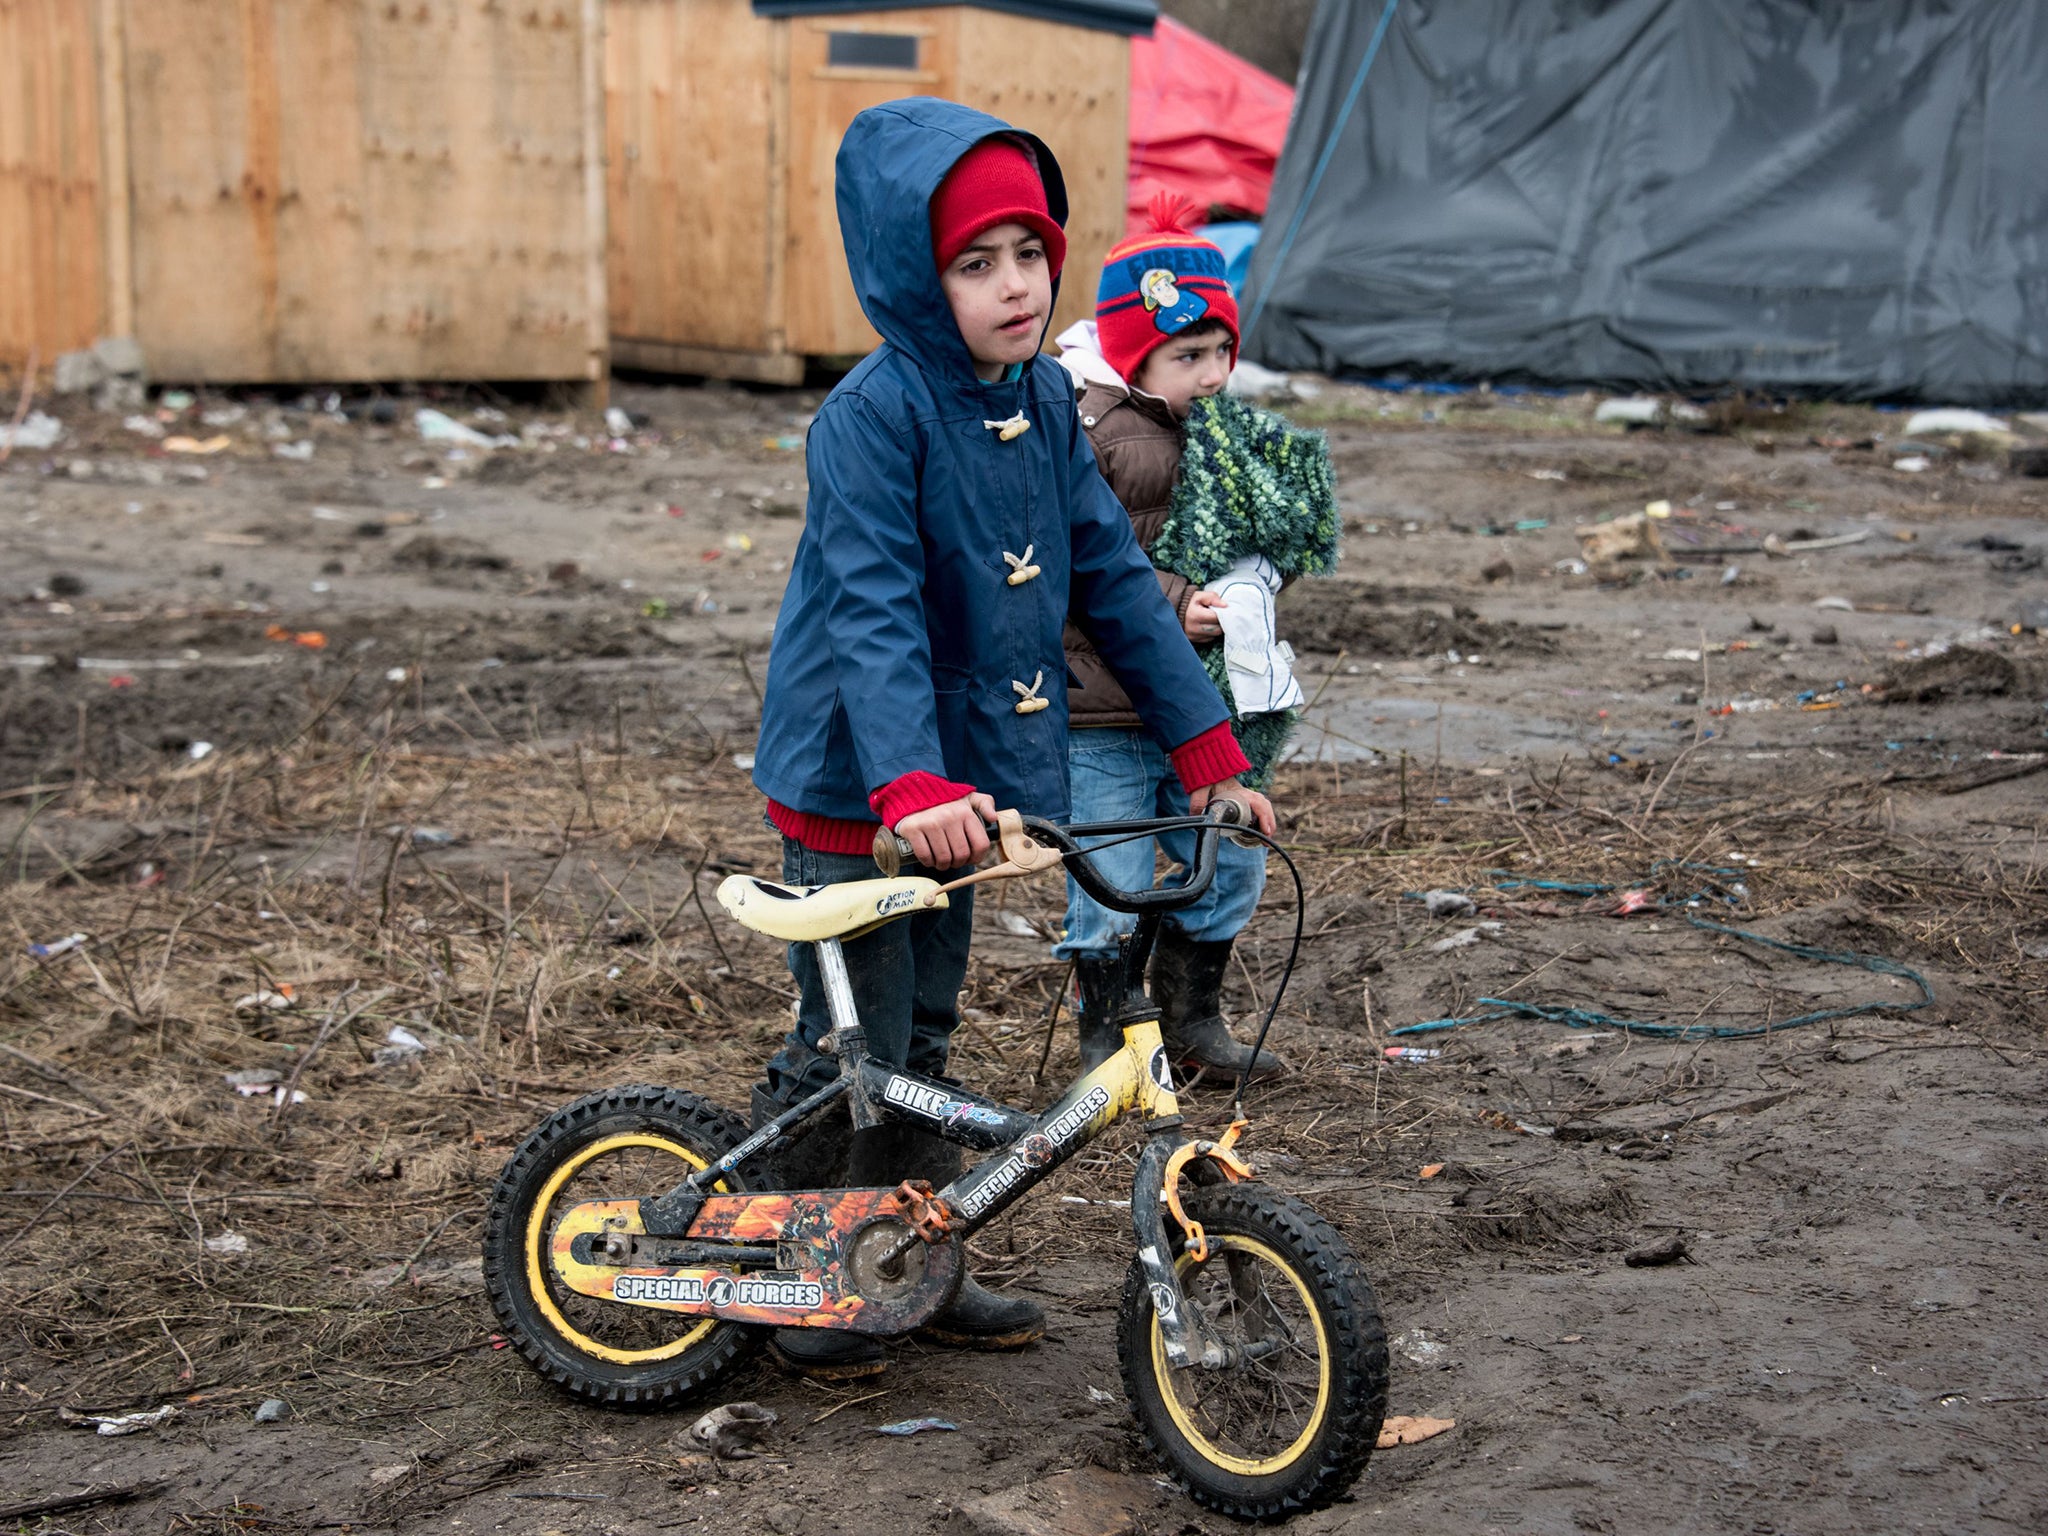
[524,1132,720,1367]
[1150,1233,1334,1477]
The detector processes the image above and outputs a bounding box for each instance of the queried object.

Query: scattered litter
[407,828,459,848]
[1428,923,1501,954]
[29,933,88,960]
[1086,1386,1118,1405]
[1813,596,1855,612]
[1892,455,1930,473]
[763,434,804,451]
[374,1025,428,1066]
[1377,1415,1456,1449]
[264,624,327,649]
[690,1401,778,1459]
[1547,1032,1617,1057]
[224,1069,280,1089]
[874,1417,958,1437]
[605,407,635,437]
[1528,468,1567,481]
[994,911,1038,938]
[188,740,215,761]
[1418,1163,1444,1179]
[386,667,409,682]
[1576,510,1667,566]
[1595,397,1664,426]
[1384,1046,1441,1063]
[163,435,232,455]
[0,411,65,451]
[1903,408,2009,437]
[204,1231,251,1255]
[415,408,512,449]
[1624,1232,1690,1267]
[253,1398,291,1424]
[730,752,756,771]
[1553,557,1589,576]
[62,1404,179,1437]
[1720,564,1740,586]
[232,989,295,1013]
[1421,890,1475,918]
[1611,889,1659,917]
[1392,1328,1453,1369]
[272,440,315,461]
[161,390,194,410]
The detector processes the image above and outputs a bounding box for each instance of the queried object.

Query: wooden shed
[606,0,1154,383]
[2,0,608,389]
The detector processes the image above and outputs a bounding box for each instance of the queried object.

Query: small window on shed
[827,31,920,71]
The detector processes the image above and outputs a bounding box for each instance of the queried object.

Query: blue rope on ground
[1393,915,1935,1042]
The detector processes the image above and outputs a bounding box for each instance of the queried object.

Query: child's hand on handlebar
[1187,777,1277,836]
[895,791,1000,871]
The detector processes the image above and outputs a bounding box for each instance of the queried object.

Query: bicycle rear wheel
[1117,1183,1387,1519]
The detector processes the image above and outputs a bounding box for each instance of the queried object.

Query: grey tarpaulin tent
[1241,0,2048,404]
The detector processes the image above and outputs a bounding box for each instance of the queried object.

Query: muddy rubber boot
[765,1111,886,1381]
[1150,928,1285,1078]
[901,1129,1046,1351]
[748,1086,852,1192]
[1071,957,1126,1073]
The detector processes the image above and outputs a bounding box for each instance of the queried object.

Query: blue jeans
[759,837,976,1105]
[1053,729,1267,961]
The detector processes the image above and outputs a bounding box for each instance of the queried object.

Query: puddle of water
[1285,697,1585,766]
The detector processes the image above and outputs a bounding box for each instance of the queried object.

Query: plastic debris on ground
[1611,889,1659,917]
[1814,596,1855,611]
[1428,922,1501,954]
[1086,1386,1118,1405]
[1378,1415,1456,1449]
[414,408,516,449]
[232,988,295,1013]
[605,407,635,437]
[731,752,756,771]
[1893,455,1931,473]
[1903,409,2010,437]
[204,1231,252,1255]
[690,1401,778,1459]
[1418,1163,1445,1179]
[29,933,89,959]
[1420,890,1476,918]
[1392,1329,1453,1369]
[1595,396,1665,426]
[874,1417,958,1437]
[0,411,65,451]
[163,435,232,454]
[62,1404,179,1436]
[1385,1046,1441,1063]
[994,911,1038,938]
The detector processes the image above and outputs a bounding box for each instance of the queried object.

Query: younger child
[1057,197,1338,1076]
[747,103,1274,1381]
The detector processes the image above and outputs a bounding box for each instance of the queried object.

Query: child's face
[1133,331,1234,419]
[939,222,1053,381]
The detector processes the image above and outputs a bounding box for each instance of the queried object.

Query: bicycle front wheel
[1116,1183,1387,1519]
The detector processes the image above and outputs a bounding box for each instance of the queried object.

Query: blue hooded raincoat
[752,98,1230,824]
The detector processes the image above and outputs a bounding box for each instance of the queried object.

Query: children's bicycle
[482,805,1387,1519]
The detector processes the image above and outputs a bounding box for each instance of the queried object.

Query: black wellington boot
[764,1113,888,1382]
[1071,956,1127,1073]
[1149,928,1285,1078]
[748,1087,853,1192]
[900,1128,1046,1350]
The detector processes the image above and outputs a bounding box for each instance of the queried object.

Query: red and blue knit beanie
[1095,193,1240,384]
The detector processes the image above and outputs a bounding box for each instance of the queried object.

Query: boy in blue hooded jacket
[748,98,1273,1380]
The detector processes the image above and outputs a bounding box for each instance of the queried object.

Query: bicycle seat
[716,874,947,942]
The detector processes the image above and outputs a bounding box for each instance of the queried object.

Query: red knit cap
[1095,192,1239,384]
[930,137,1067,277]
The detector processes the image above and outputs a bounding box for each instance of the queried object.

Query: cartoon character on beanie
[1096,193,1241,386]
[1139,267,1210,332]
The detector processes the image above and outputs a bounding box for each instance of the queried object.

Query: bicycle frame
[554,810,1260,1368]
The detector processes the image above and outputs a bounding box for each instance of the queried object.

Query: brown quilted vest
[1065,383,1199,730]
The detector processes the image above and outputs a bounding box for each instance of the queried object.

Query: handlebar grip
[872,826,916,877]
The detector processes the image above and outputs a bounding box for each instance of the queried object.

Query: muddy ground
[1,378,2044,1535]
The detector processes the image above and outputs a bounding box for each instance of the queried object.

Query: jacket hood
[835,98,1070,386]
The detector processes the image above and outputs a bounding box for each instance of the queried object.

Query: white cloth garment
[1206,554,1301,715]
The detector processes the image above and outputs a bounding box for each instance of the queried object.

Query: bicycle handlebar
[874,801,1247,915]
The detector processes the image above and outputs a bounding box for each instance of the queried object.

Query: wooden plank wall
[0,0,108,375]
[607,0,783,363]
[120,0,605,383]
[779,6,1128,358]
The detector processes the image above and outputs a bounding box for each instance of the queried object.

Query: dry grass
[2,696,2043,1431]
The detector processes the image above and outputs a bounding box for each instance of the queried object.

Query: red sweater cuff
[869,770,977,828]
[1170,722,1250,793]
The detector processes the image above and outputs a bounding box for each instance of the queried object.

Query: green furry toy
[1151,393,1340,790]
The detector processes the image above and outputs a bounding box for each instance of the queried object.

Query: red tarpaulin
[1126,16,1294,234]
